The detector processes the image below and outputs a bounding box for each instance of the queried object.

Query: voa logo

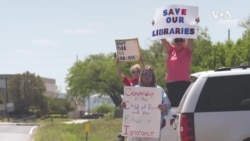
[211,10,232,20]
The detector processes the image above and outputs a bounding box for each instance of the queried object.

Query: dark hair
[138,65,156,87]
[174,38,185,43]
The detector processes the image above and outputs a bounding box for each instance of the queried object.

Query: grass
[34,115,123,141]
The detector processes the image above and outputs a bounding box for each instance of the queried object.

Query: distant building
[85,94,115,112]
[40,77,57,98]
[68,94,115,119]
[0,74,58,117]
[0,74,57,99]
[56,93,66,99]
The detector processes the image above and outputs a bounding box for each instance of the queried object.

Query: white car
[172,65,250,141]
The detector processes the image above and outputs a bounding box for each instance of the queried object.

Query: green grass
[34,116,123,141]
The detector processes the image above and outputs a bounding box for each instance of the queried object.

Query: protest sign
[152,5,199,40]
[122,86,161,138]
[115,38,140,62]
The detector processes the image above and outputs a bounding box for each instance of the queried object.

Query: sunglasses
[142,72,153,77]
[132,70,140,74]
[174,38,185,43]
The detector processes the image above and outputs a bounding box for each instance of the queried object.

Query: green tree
[48,98,75,117]
[0,97,3,104]
[239,14,250,39]
[191,27,214,71]
[7,71,46,115]
[66,53,123,107]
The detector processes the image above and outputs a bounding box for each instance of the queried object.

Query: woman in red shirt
[116,59,142,86]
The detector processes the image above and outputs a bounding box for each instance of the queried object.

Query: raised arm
[116,58,125,80]
[186,39,194,51]
[161,38,172,53]
[139,55,145,67]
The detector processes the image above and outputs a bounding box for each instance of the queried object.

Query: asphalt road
[160,108,178,141]
[0,123,38,141]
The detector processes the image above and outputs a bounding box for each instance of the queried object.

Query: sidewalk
[0,122,16,125]
[63,119,89,124]
[0,119,89,125]
[0,122,41,126]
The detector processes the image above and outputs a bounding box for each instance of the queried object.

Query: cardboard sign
[122,86,161,138]
[152,5,199,40]
[115,38,140,62]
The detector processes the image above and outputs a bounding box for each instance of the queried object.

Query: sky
[0,0,249,93]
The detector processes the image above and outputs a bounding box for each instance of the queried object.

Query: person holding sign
[121,65,171,141]
[115,38,144,86]
[152,17,200,107]
[116,61,140,86]
[116,57,144,86]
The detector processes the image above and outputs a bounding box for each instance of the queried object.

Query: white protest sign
[152,5,199,40]
[115,38,141,62]
[122,86,161,138]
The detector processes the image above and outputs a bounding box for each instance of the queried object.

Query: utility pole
[22,78,26,116]
[88,95,90,115]
[5,77,8,104]
[5,76,9,122]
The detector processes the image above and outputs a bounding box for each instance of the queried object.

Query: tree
[239,14,250,39]
[66,53,123,107]
[48,98,75,117]
[7,71,46,115]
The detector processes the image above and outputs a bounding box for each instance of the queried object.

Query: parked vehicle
[172,65,250,141]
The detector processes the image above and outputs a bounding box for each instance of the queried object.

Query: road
[160,107,178,141]
[0,123,38,141]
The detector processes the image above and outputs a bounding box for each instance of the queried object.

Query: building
[67,94,115,119]
[0,74,57,116]
[0,74,57,99]
[40,77,57,98]
[85,94,114,112]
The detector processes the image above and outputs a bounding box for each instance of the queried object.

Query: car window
[195,74,250,112]
[177,81,195,113]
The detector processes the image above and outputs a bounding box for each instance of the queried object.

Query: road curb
[0,122,16,125]
[15,123,41,126]
[0,122,41,126]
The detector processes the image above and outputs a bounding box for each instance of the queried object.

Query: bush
[0,97,3,104]
[91,104,114,114]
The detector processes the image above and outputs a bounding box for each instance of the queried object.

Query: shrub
[91,104,114,114]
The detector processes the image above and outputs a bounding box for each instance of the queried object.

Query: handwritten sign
[122,86,161,138]
[152,5,199,40]
[115,38,140,62]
